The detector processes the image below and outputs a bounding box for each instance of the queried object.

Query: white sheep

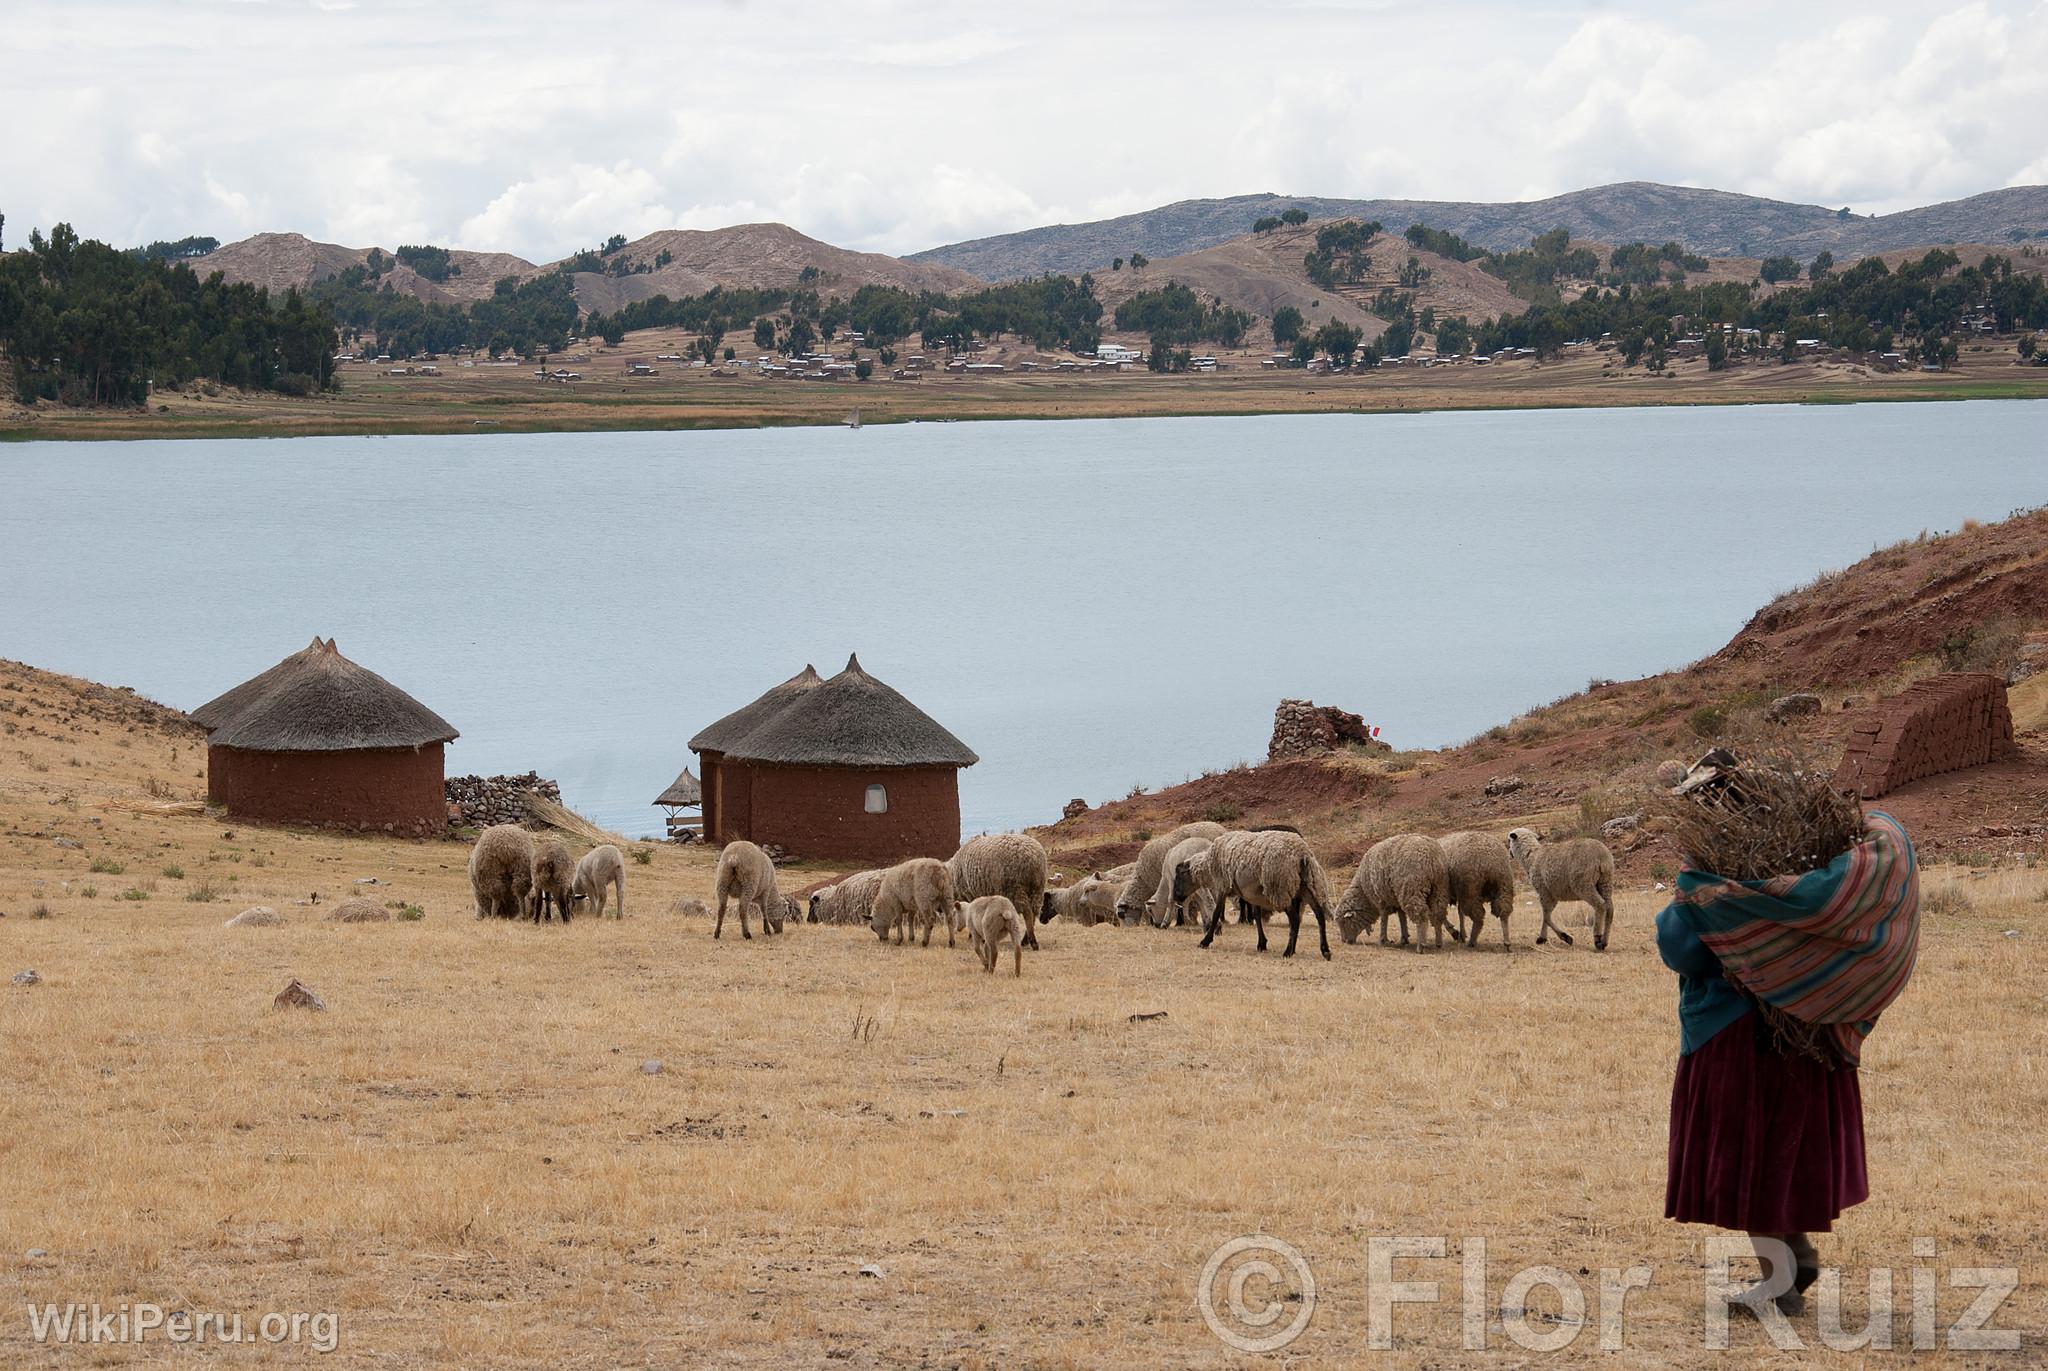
[1334,834,1450,949]
[1505,828,1617,950]
[1165,846,1236,936]
[1040,871,1120,927]
[1113,821,1227,925]
[809,868,884,926]
[870,857,957,947]
[468,824,534,920]
[948,834,1049,950]
[571,843,627,919]
[956,895,1026,976]
[529,835,577,922]
[1438,830,1516,949]
[1194,829,1335,959]
[713,840,787,940]
[1145,834,1218,927]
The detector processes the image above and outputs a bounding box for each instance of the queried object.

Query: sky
[7,0,2047,263]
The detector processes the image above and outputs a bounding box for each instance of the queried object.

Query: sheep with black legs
[1193,829,1335,959]
[1334,834,1450,949]
[468,824,534,920]
[571,843,627,919]
[529,836,578,922]
[1505,828,1616,950]
[948,834,1049,950]
[1438,830,1516,949]
[1113,821,1226,925]
[713,840,788,939]
[869,857,957,946]
[1146,834,1219,927]
[1166,846,1244,939]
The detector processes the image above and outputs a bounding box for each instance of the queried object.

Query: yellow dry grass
[2,660,2044,1366]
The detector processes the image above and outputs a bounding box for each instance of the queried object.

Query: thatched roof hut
[200,639,457,835]
[690,655,975,862]
[654,768,703,807]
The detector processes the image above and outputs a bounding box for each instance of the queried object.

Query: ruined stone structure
[1268,699,1387,762]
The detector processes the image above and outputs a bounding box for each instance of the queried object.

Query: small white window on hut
[865,784,889,814]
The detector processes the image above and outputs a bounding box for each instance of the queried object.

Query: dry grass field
[3,662,2045,1366]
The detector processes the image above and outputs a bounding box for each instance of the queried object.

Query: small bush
[162,864,184,880]
[184,880,221,903]
[118,887,149,902]
[89,858,124,875]
[1688,705,1727,739]
[1921,884,1973,916]
[1937,618,2023,675]
[394,903,426,922]
[631,848,653,866]
[1201,801,1243,824]
[31,902,50,919]
[80,884,97,899]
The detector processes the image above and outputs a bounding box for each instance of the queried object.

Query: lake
[4,401,2044,838]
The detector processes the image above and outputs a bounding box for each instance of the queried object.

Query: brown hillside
[1037,508,2048,873]
[192,233,538,307]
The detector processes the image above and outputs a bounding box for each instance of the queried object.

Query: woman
[1657,808,1919,1317]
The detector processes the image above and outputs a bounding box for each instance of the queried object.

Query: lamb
[1438,830,1516,949]
[1505,828,1617,950]
[809,868,884,926]
[1334,834,1451,950]
[955,895,1026,976]
[571,843,626,919]
[948,834,1049,950]
[1193,829,1335,959]
[1112,821,1227,925]
[529,836,578,922]
[713,840,787,940]
[869,858,957,947]
[1145,834,1218,926]
[1040,871,1121,927]
[468,824,534,920]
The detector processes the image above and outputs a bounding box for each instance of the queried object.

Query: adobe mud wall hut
[687,655,977,862]
[193,638,458,835]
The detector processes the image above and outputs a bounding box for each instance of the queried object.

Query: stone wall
[1833,673,2019,800]
[1268,699,1387,762]
[446,771,563,828]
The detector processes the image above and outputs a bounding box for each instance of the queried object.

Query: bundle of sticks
[1649,746,1865,880]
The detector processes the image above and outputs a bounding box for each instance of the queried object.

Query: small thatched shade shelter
[653,767,703,841]
[200,639,458,835]
[690,655,976,861]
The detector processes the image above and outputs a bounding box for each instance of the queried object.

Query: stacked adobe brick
[1832,673,2018,799]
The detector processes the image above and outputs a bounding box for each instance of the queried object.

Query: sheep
[529,836,577,922]
[468,824,534,920]
[1166,846,1244,939]
[955,895,1026,976]
[1505,828,1617,950]
[948,834,1049,950]
[1438,830,1516,949]
[1040,871,1121,927]
[1145,834,1218,926]
[809,868,884,926]
[1113,821,1227,925]
[571,843,626,919]
[1192,829,1335,959]
[1101,862,1137,884]
[1334,834,1451,949]
[712,840,787,939]
[869,858,957,947]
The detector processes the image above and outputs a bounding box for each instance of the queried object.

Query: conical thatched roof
[654,767,702,806]
[688,664,823,753]
[721,655,978,768]
[205,640,458,753]
[190,636,330,732]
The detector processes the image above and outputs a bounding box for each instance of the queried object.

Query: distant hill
[192,224,982,314]
[910,182,2048,281]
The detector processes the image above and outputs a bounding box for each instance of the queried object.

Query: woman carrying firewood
[1652,751,1921,1319]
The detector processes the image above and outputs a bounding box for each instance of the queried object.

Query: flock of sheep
[463,815,1621,973]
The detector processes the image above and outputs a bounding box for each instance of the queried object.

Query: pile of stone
[1268,699,1388,762]
[445,772,563,828]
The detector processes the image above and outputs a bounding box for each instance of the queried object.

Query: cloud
[1,0,2043,260]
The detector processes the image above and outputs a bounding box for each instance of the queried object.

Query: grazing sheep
[1505,829,1617,950]
[1145,834,1218,926]
[1439,830,1516,949]
[1166,846,1243,938]
[469,825,535,920]
[571,843,627,919]
[870,858,957,947]
[529,836,577,923]
[713,840,786,940]
[809,869,884,926]
[1040,871,1121,927]
[948,834,1050,951]
[956,895,1027,976]
[1113,821,1227,925]
[1194,829,1335,959]
[1101,862,1136,884]
[1334,834,1451,949]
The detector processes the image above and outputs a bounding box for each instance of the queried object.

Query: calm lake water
[4,402,2045,838]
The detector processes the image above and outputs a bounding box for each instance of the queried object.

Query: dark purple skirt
[1665,1012,1868,1234]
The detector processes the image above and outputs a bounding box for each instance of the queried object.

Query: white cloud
[1,0,2044,260]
